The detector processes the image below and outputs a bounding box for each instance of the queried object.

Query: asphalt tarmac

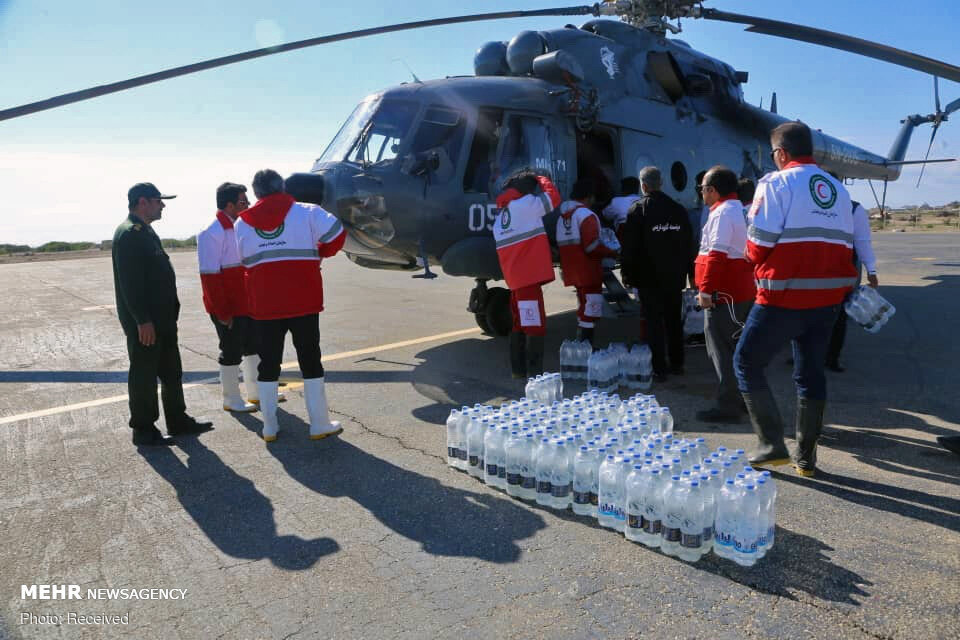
[0,233,957,640]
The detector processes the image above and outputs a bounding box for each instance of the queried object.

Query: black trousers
[210,315,258,366]
[255,313,324,382]
[638,287,684,373]
[826,309,847,364]
[126,329,187,431]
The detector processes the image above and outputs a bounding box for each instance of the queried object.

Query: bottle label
[507,473,522,486]
[551,484,571,498]
[614,507,626,522]
[627,514,643,529]
[703,525,713,542]
[681,532,703,548]
[537,481,552,495]
[715,530,733,547]
[589,492,598,506]
[733,537,758,554]
[447,447,456,458]
[458,449,468,461]
[662,526,681,542]
[498,466,507,479]
[486,463,498,477]
[644,518,661,535]
[521,475,536,490]
[573,491,591,505]
[468,455,479,467]
[599,502,616,517]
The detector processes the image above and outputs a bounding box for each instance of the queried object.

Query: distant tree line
[0,236,197,255]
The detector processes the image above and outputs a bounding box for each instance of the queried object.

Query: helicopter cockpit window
[410,107,466,166]
[496,114,560,190]
[318,97,418,166]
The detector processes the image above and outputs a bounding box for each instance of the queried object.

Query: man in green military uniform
[113,183,212,446]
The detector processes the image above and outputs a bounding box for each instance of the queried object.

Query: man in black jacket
[621,166,695,381]
[113,183,213,447]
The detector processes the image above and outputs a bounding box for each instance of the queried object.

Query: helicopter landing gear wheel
[483,287,512,337]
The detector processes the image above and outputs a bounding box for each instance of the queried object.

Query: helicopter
[3,1,957,336]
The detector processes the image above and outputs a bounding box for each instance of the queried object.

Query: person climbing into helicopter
[556,179,619,348]
[601,176,641,242]
[493,169,562,379]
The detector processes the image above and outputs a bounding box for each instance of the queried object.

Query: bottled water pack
[844,285,895,333]
[444,390,776,566]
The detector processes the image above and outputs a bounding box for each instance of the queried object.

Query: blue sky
[0,0,957,244]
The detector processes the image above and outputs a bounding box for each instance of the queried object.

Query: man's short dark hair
[252,169,285,199]
[620,177,640,195]
[216,182,247,210]
[771,121,813,157]
[570,178,594,201]
[704,166,739,196]
[504,169,540,196]
[737,178,756,204]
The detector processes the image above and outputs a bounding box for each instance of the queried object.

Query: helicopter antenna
[393,58,422,84]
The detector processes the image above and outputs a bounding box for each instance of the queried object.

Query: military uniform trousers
[125,329,187,431]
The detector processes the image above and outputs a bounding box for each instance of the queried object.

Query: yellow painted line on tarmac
[0,326,482,426]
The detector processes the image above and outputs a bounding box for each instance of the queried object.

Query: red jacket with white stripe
[556,201,616,288]
[234,193,346,320]
[746,160,857,308]
[695,196,756,303]
[493,176,561,290]
[197,211,248,322]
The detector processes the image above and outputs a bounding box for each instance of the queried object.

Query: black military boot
[509,331,527,379]
[743,388,790,467]
[576,326,595,348]
[526,334,545,378]
[794,396,826,477]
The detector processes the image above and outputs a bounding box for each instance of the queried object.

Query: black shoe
[652,372,668,384]
[132,428,175,447]
[826,359,846,373]
[937,435,960,457]
[167,416,214,436]
[696,407,743,423]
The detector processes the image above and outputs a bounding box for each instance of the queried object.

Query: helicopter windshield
[318,96,419,166]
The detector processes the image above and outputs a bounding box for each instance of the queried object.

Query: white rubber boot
[257,380,280,442]
[304,377,342,440]
[242,355,284,404]
[221,365,257,412]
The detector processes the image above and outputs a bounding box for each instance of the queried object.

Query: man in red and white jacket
[556,179,617,347]
[493,170,561,379]
[198,182,261,413]
[234,169,346,442]
[733,123,858,477]
[693,166,756,423]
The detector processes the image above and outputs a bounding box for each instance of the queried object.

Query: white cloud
[0,144,317,245]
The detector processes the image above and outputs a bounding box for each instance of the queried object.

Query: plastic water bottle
[560,340,574,382]
[732,484,761,567]
[660,407,674,434]
[639,468,664,547]
[572,446,596,516]
[551,440,572,510]
[466,415,487,480]
[504,431,525,498]
[679,480,707,562]
[535,438,554,506]
[714,479,738,560]
[660,475,685,557]
[587,351,602,391]
[624,465,646,542]
[484,424,505,489]
[699,473,716,553]
[597,455,622,529]
[519,434,537,500]
[446,409,463,469]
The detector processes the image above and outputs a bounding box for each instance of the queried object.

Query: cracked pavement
[0,234,958,639]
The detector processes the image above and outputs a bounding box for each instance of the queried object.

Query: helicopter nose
[335,192,396,249]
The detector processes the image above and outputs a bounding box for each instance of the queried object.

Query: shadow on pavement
[142,438,339,570]
[234,410,546,564]
[698,525,872,605]
[0,370,217,383]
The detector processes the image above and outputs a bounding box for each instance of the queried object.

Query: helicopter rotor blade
[0,4,601,123]
[698,9,960,83]
[945,96,960,116]
[934,76,942,113]
[915,124,940,187]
